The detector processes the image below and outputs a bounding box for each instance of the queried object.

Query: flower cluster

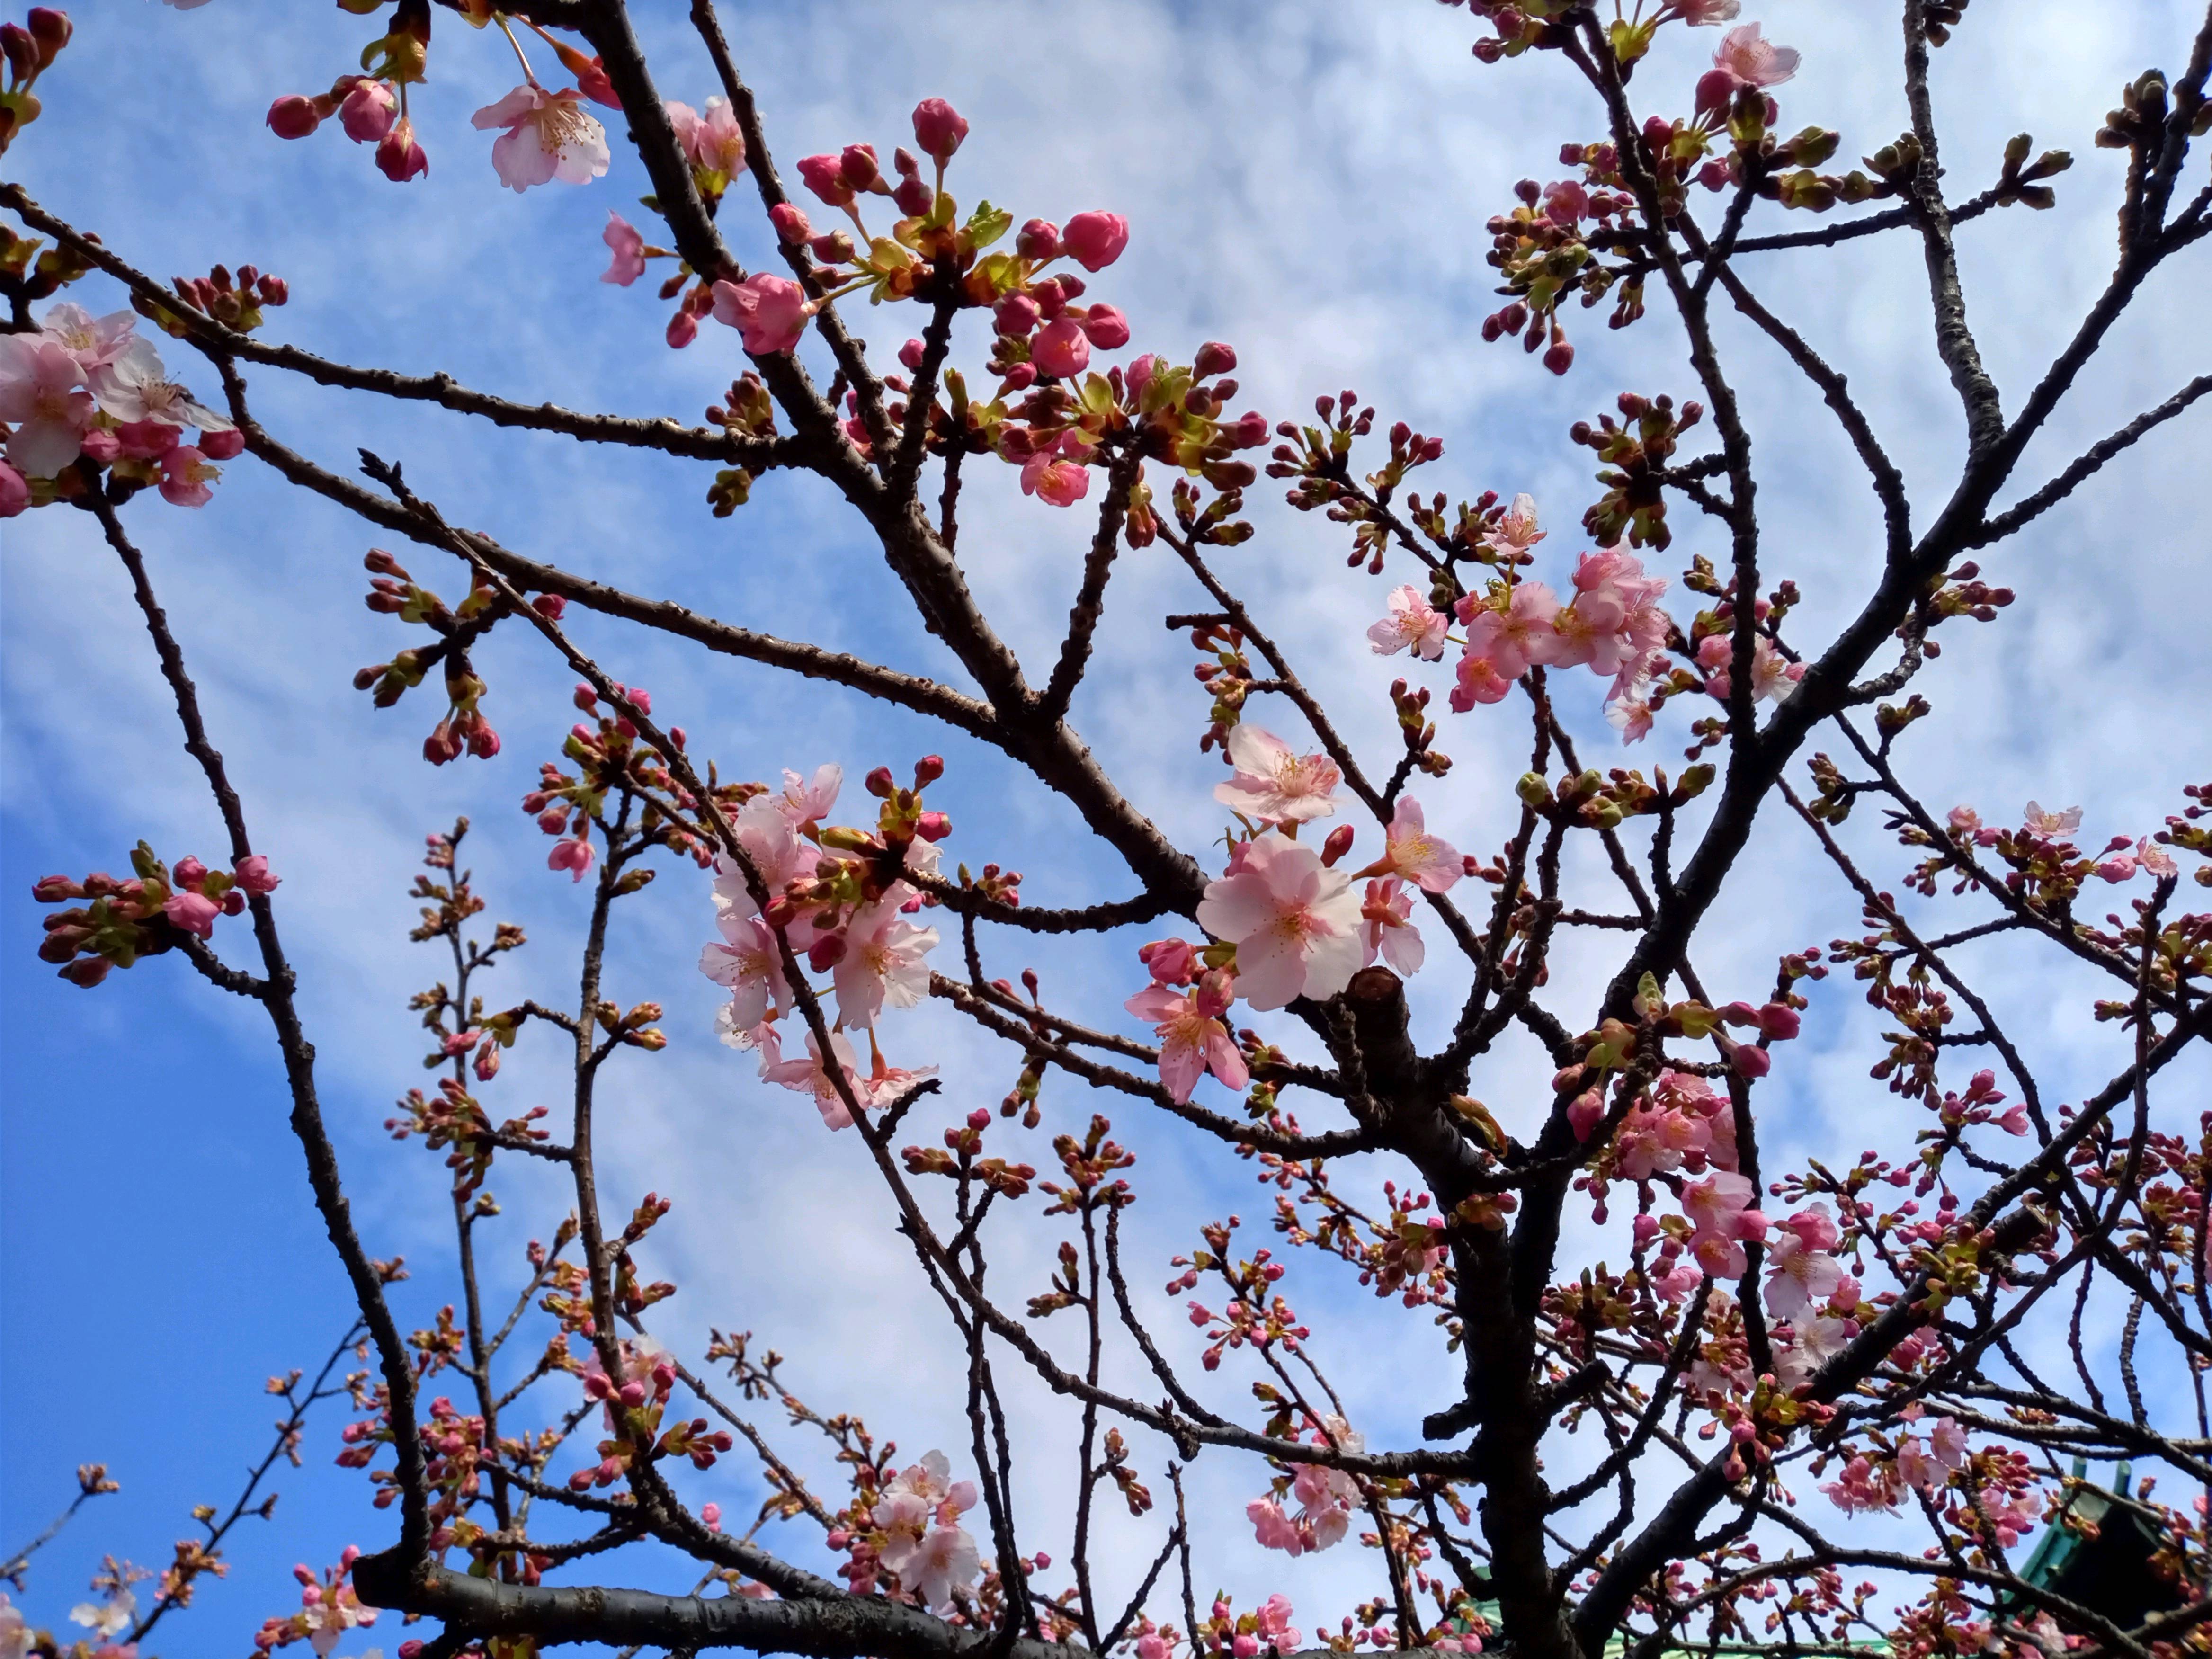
[249,1551,375,1657]
[265,0,617,190]
[0,301,241,514]
[1248,1416,1364,1557]
[699,758,947,1129]
[32,847,279,986]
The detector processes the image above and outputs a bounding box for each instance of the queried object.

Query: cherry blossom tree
[5,4,2212,1659]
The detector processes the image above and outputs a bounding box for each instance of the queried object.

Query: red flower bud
[266,95,323,140]
[1193,340,1237,379]
[911,97,969,162]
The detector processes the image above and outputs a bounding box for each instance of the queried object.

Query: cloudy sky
[4,0,2208,1653]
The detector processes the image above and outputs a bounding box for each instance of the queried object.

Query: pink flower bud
[994,293,1040,337]
[375,118,428,184]
[838,143,880,189]
[173,855,211,890]
[702,1501,722,1532]
[899,338,928,370]
[1031,317,1091,379]
[911,97,969,161]
[200,428,245,461]
[915,811,952,841]
[0,461,27,519]
[1017,219,1061,262]
[1543,337,1575,375]
[999,362,1037,391]
[892,176,931,215]
[769,202,812,245]
[1079,303,1130,349]
[796,153,852,207]
[1321,825,1356,866]
[340,79,397,144]
[1695,67,1739,118]
[626,687,651,715]
[1062,211,1129,271]
[233,854,281,894]
[533,593,567,620]
[1730,1041,1771,1079]
[1193,340,1238,379]
[266,95,322,140]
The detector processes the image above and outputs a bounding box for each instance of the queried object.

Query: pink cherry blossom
[674,96,746,177]
[1019,435,1091,507]
[548,837,595,881]
[1712,22,1800,88]
[1605,684,1655,744]
[1681,1171,1764,1277]
[1451,648,1513,711]
[713,800,821,924]
[762,1028,867,1130]
[832,901,940,1028]
[1367,584,1449,660]
[601,212,647,285]
[1061,211,1130,271]
[1763,1230,1843,1320]
[1483,491,1546,558]
[1254,1594,1303,1651]
[712,274,811,356]
[0,335,96,476]
[2022,801,2082,838]
[700,912,792,1033]
[1359,877,1423,975]
[1030,316,1091,379]
[39,303,136,372]
[1196,831,1365,1011]
[1378,797,1462,892]
[158,445,219,508]
[1126,975,1248,1104]
[161,887,221,937]
[1930,1416,1968,1469]
[1895,1436,1945,1492]
[774,764,843,824]
[1247,1497,1304,1556]
[473,85,611,192]
[1459,580,1561,680]
[89,338,233,434]
[1213,724,1342,825]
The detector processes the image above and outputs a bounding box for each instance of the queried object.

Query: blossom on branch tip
[339,79,396,144]
[548,837,594,881]
[1213,724,1341,825]
[472,85,610,192]
[376,118,428,183]
[1126,971,1247,1103]
[1062,211,1130,271]
[1712,22,1800,89]
[911,97,968,162]
[1019,433,1091,507]
[1196,831,1364,1010]
[157,445,219,508]
[712,274,811,356]
[1367,584,1448,660]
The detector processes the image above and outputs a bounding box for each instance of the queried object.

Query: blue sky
[4,1,2209,1654]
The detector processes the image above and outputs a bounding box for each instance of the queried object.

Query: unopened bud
[1320,825,1355,866]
